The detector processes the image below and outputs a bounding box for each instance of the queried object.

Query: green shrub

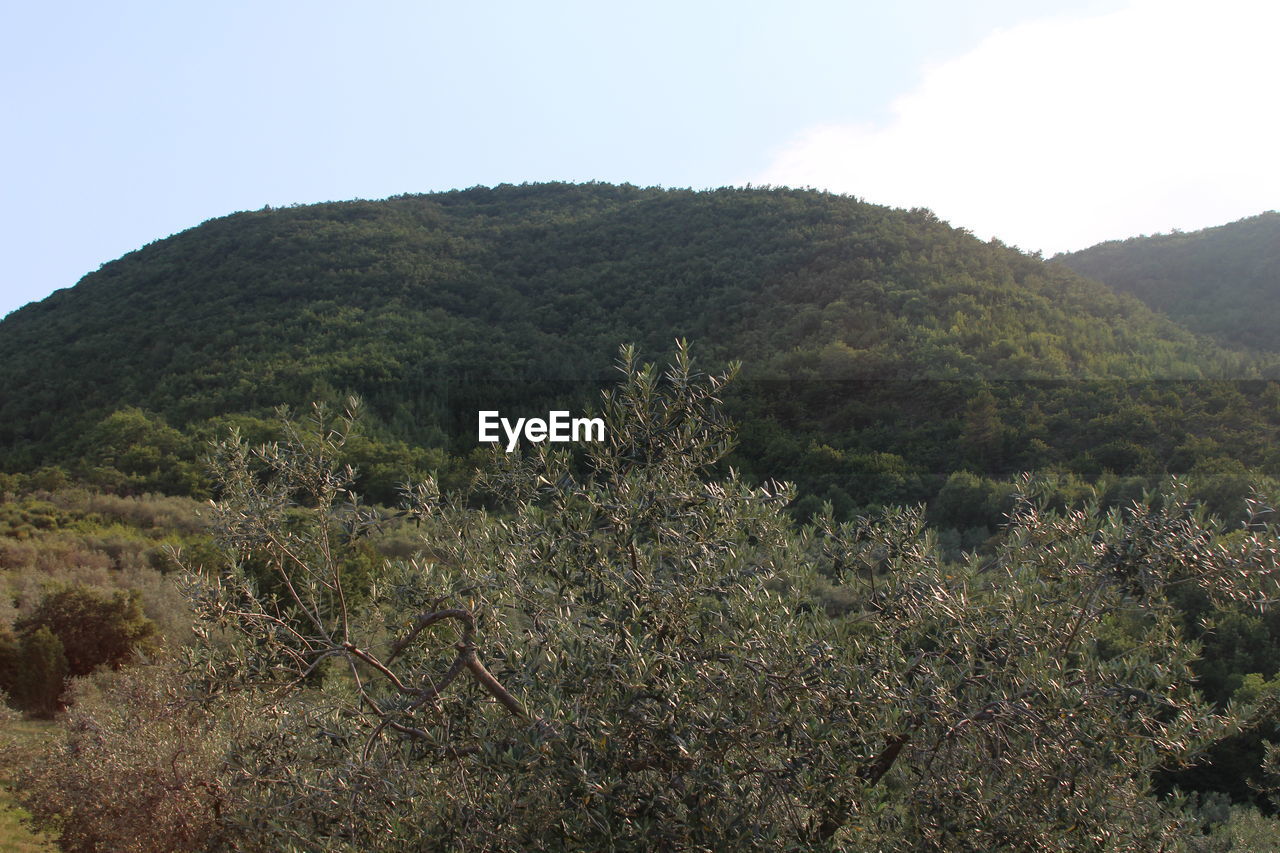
[10,628,67,718]
[16,585,157,678]
[172,347,1280,850]
[17,661,249,853]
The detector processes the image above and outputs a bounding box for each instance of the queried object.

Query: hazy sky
[3,0,1275,318]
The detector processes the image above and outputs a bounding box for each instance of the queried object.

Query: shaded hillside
[1,183,1277,514]
[1056,211,1280,352]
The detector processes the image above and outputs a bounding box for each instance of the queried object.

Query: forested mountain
[1056,211,1280,352]
[7,186,1280,845]
[1,183,1277,519]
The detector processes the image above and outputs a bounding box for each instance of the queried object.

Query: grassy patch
[0,716,58,851]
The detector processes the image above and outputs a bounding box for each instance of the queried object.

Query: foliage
[0,712,58,852]
[1,183,1276,516]
[15,584,158,678]
[0,625,17,692]
[8,628,67,718]
[0,488,212,676]
[16,661,247,853]
[175,350,1280,850]
[1058,211,1280,353]
[77,408,204,497]
[1206,806,1280,851]
[1180,795,1280,852]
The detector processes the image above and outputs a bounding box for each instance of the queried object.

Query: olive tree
[178,345,1279,851]
[16,660,252,853]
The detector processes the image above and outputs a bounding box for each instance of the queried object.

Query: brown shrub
[16,662,246,853]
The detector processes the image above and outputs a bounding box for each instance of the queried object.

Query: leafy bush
[8,627,67,718]
[169,347,1280,850]
[15,584,157,678]
[17,661,249,853]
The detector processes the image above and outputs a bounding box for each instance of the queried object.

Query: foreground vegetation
[7,349,1280,850]
[0,713,55,852]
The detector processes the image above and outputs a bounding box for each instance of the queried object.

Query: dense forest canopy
[2,183,1278,522]
[1057,211,1280,353]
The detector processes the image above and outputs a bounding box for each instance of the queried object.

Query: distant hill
[2,183,1277,517]
[1056,212,1280,352]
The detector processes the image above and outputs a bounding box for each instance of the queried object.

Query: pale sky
[3,0,1273,318]
[755,0,1280,255]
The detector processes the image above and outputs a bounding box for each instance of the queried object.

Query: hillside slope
[1,183,1276,514]
[1056,212,1280,352]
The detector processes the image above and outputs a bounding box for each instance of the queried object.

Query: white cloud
[753,0,1280,254]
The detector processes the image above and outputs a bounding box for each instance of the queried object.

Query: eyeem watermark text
[478,410,605,452]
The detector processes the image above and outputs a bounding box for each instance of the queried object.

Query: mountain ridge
[2,183,1277,517]
[1056,211,1280,352]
